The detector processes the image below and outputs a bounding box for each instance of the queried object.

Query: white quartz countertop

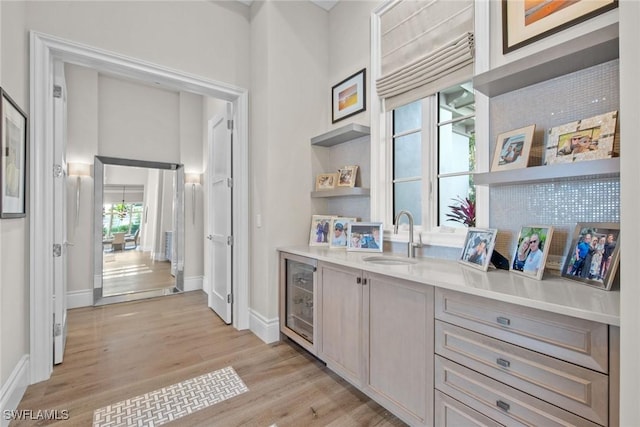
[279,246,620,326]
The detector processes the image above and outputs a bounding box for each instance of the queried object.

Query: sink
[363,255,418,265]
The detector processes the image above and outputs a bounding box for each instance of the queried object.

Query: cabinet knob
[496,400,510,412]
[496,358,511,368]
[356,277,362,284]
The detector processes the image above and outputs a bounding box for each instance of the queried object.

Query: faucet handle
[413,232,423,248]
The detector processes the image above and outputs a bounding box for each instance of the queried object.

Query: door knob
[206,235,213,240]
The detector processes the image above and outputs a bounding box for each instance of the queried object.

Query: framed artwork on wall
[510,225,554,280]
[458,228,498,272]
[347,222,383,252]
[1,87,28,219]
[502,0,618,54]
[561,222,620,291]
[491,125,535,172]
[332,68,366,123]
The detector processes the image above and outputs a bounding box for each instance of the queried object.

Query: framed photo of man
[510,225,554,280]
[458,228,498,272]
[491,124,535,172]
[329,217,357,249]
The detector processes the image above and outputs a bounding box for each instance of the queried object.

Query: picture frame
[502,0,618,54]
[510,225,554,280]
[332,68,366,123]
[315,173,338,191]
[544,111,617,165]
[347,222,383,252]
[308,215,334,247]
[337,165,358,188]
[1,88,28,219]
[329,217,357,249]
[561,222,620,291]
[491,125,535,172]
[458,228,498,272]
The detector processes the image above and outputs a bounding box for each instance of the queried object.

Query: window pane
[393,132,421,179]
[439,85,475,120]
[439,175,475,229]
[393,100,421,134]
[438,119,475,174]
[394,180,422,226]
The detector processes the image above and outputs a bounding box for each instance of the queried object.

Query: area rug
[93,366,248,427]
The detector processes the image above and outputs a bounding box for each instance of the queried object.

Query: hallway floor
[14,291,405,426]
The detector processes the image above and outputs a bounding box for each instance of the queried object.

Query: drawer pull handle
[356,277,362,284]
[496,358,511,368]
[496,400,510,412]
[496,316,511,326]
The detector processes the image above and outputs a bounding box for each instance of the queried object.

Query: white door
[206,109,233,324]
[53,61,69,364]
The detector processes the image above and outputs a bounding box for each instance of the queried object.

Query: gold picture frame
[337,165,358,188]
[315,173,338,191]
[491,125,535,172]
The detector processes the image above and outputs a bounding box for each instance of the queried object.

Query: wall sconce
[67,162,91,227]
[185,173,202,225]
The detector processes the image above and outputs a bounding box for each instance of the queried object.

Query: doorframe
[29,31,250,384]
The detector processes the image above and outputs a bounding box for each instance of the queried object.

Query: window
[391,82,475,231]
[103,202,143,237]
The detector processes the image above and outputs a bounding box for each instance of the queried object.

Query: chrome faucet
[393,210,422,258]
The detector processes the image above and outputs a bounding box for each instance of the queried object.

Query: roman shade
[376,0,475,110]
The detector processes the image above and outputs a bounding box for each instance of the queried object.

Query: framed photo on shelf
[458,228,498,272]
[561,222,620,291]
[329,217,357,249]
[347,222,383,252]
[545,110,617,165]
[337,165,358,188]
[332,68,366,123]
[502,0,618,54]
[1,87,28,219]
[491,125,535,172]
[510,225,554,280]
[315,173,338,191]
[309,215,334,247]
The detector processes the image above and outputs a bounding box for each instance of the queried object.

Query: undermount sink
[363,255,418,265]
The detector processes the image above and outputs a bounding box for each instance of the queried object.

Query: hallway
[14,291,404,426]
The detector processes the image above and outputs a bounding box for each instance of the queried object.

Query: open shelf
[311,187,370,198]
[475,158,620,187]
[311,123,370,147]
[474,23,618,97]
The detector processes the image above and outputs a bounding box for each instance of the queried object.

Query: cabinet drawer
[435,289,609,372]
[435,356,601,427]
[435,390,503,427]
[436,321,608,425]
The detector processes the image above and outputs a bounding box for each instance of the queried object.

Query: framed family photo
[561,223,620,291]
[502,0,618,53]
[315,173,337,191]
[337,165,358,188]
[308,215,333,247]
[329,217,357,249]
[332,68,366,123]
[510,225,554,280]
[545,111,617,165]
[459,228,497,272]
[491,125,535,172]
[347,222,383,252]
[1,88,28,219]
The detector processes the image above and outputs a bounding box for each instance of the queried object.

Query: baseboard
[0,355,29,427]
[183,276,203,292]
[249,309,279,344]
[67,289,94,309]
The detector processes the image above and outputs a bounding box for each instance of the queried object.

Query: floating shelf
[474,158,620,187]
[474,23,618,97]
[311,123,370,147]
[311,187,370,198]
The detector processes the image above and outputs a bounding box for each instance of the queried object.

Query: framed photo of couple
[510,225,554,280]
[459,228,498,272]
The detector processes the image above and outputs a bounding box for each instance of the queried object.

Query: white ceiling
[237,0,339,11]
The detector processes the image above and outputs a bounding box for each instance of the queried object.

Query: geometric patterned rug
[92,366,248,427]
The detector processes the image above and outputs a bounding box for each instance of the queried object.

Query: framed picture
[544,111,617,165]
[329,217,357,249]
[561,223,620,291]
[347,222,383,252]
[315,173,338,191]
[510,225,554,280]
[337,165,358,188]
[309,215,334,247]
[459,228,498,272]
[502,0,618,54]
[491,125,535,172]
[1,88,28,218]
[332,68,366,123]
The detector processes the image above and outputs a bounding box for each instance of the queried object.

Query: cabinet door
[318,262,364,386]
[364,273,434,426]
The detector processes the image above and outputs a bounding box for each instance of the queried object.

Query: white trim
[249,309,280,344]
[0,355,30,427]
[67,289,93,309]
[183,276,203,292]
[30,31,250,384]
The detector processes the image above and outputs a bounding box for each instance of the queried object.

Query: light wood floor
[103,250,174,296]
[15,291,406,426]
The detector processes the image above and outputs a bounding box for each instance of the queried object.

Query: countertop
[279,246,620,326]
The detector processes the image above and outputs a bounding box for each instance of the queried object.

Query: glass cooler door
[285,259,316,343]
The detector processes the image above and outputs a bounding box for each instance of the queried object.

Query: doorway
[30,31,250,384]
